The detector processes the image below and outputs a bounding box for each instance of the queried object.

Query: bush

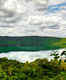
[0,57,65,80]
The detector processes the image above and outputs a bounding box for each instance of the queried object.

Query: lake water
[0,48,65,63]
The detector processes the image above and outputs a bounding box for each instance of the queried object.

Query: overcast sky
[0,0,66,37]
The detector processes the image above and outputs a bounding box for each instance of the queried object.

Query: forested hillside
[0,36,66,52]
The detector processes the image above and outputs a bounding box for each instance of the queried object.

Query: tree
[61,51,66,61]
[50,51,60,60]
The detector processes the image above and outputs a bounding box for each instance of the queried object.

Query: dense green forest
[0,52,66,80]
[0,36,66,52]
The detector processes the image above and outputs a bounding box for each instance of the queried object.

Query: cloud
[48,0,66,5]
[0,0,66,37]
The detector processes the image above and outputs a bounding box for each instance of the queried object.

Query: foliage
[0,56,65,80]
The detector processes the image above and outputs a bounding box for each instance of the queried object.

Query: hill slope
[0,36,66,52]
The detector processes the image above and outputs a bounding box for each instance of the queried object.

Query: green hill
[0,36,66,52]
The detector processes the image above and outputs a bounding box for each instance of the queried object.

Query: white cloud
[48,0,65,5]
[33,0,48,4]
[0,0,66,37]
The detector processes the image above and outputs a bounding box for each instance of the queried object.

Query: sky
[0,0,66,37]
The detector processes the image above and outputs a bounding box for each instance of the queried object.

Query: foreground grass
[0,57,66,80]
